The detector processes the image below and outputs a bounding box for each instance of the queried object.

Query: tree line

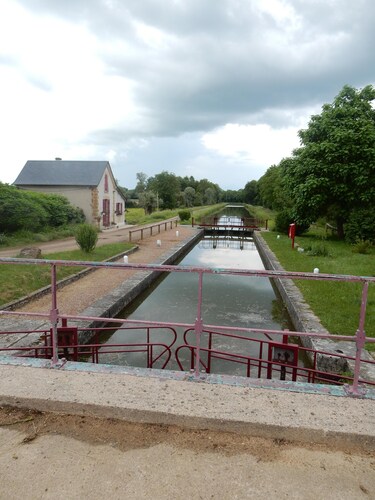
[119,172,247,213]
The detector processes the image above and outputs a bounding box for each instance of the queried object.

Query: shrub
[0,233,8,246]
[345,208,375,244]
[305,242,331,257]
[352,240,373,254]
[178,210,191,222]
[75,224,98,253]
[274,209,309,236]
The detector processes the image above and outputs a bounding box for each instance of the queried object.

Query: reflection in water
[101,208,292,375]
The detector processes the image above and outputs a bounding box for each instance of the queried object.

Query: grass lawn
[125,204,226,226]
[0,243,133,306]
[261,231,375,349]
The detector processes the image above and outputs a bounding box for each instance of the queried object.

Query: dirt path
[11,225,196,316]
[0,224,136,258]
[0,406,374,499]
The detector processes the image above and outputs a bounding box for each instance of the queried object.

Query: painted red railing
[177,327,375,387]
[0,256,374,396]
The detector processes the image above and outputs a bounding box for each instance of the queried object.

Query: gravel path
[15,225,196,316]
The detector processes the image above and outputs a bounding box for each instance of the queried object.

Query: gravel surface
[15,225,196,316]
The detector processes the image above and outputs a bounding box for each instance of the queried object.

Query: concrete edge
[0,359,374,451]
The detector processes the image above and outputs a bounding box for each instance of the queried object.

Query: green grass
[125,204,227,226]
[245,205,276,229]
[125,207,181,225]
[0,243,133,306]
[261,231,375,349]
[0,225,82,248]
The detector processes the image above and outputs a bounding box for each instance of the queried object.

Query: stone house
[14,160,126,229]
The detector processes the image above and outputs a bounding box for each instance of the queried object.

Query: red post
[50,264,59,365]
[194,271,204,378]
[289,223,296,249]
[347,281,369,396]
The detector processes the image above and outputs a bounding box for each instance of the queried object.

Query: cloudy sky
[1,0,374,190]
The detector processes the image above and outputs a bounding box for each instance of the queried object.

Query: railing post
[194,271,204,378]
[346,281,369,396]
[49,264,59,366]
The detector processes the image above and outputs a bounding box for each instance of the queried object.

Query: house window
[104,174,109,193]
[116,202,123,215]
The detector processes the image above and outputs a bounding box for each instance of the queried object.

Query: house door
[102,199,110,227]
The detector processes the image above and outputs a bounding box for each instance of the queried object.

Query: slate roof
[14,160,111,187]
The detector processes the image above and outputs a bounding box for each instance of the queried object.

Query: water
[100,207,292,375]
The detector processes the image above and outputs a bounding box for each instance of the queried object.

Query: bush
[345,208,375,244]
[75,224,98,253]
[274,209,309,236]
[305,242,331,257]
[352,240,373,254]
[178,210,191,222]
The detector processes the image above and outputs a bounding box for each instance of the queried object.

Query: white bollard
[313,267,320,274]
[123,255,128,264]
[176,230,179,237]
[157,239,161,247]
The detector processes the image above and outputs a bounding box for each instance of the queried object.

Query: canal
[99,206,293,376]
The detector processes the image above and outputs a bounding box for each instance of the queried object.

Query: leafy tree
[243,180,258,204]
[257,165,287,210]
[283,85,375,239]
[204,187,217,205]
[147,171,180,209]
[222,189,244,203]
[135,172,148,195]
[138,191,158,214]
[183,186,195,207]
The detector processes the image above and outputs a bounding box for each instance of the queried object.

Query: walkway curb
[0,359,374,451]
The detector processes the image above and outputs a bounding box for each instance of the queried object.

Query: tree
[147,171,180,209]
[183,186,195,207]
[204,187,217,205]
[138,191,157,214]
[135,172,148,195]
[243,180,258,204]
[282,85,375,239]
[257,165,287,210]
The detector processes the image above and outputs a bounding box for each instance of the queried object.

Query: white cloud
[201,123,301,167]
[1,0,374,188]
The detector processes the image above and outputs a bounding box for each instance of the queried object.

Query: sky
[1,0,375,190]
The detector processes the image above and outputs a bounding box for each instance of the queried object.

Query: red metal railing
[177,327,375,387]
[0,256,374,396]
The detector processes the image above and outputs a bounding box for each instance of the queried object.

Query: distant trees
[131,171,236,213]
[243,180,258,205]
[183,186,196,207]
[148,171,181,209]
[0,183,84,233]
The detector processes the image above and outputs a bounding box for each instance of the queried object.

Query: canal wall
[254,232,375,381]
